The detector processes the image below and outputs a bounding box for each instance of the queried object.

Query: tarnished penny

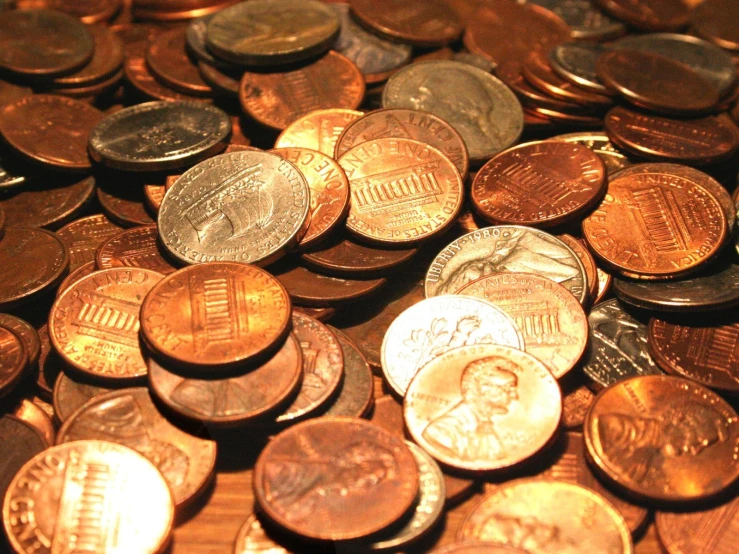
[239,51,365,131]
[335,108,469,180]
[0,415,48,515]
[146,27,212,98]
[382,295,523,398]
[456,273,588,379]
[274,108,364,155]
[585,375,739,504]
[57,387,216,509]
[322,327,373,418]
[425,226,588,306]
[2,440,174,554]
[337,138,463,245]
[124,44,208,103]
[582,169,727,278]
[49,267,163,383]
[459,479,633,553]
[656,496,739,554]
[0,227,69,310]
[559,234,598,304]
[0,325,28,398]
[18,0,122,25]
[12,399,55,446]
[0,314,40,368]
[158,151,310,267]
[253,417,419,541]
[0,94,102,172]
[49,24,124,90]
[592,0,691,32]
[95,224,177,275]
[693,0,739,52]
[148,333,303,428]
[97,185,156,227]
[404,344,561,472]
[471,140,606,228]
[53,370,112,424]
[56,213,122,270]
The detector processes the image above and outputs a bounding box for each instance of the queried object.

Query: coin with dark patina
[592,0,691,32]
[53,370,112,424]
[0,325,28,398]
[0,415,48,516]
[323,327,373,418]
[3,440,174,554]
[18,0,122,24]
[584,375,739,504]
[0,314,39,368]
[254,417,419,540]
[146,27,213,98]
[97,184,156,228]
[656,496,739,554]
[693,0,739,52]
[0,227,69,310]
[56,213,122,270]
[274,108,364,155]
[89,101,231,171]
[528,0,624,41]
[95,225,177,275]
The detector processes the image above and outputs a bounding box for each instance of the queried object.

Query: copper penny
[125,43,207,103]
[592,0,691,32]
[140,262,290,371]
[559,234,598,304]
[0,227,69,310]
[57,387,216,509]
[97,185,156,227]
[350,0,461,47]
[48,66,123,99]
[510,71,594,115]
[471,140,606,228]
[253,417,419,541]
[270,147,350,249]
[50,23,124,89]
[12,399,55,446]
[49,267,163,383]
[274,108,364,155]
[3,440,174,554]
[459,479,633,552]
[656,496,739,554]
[18,0,122,25]
[0,80,33,108]
[526,105,604,128]
[322,326,373,418]
[0,325,28,398]
[0,94,102,172]
[293,305,335,322]
[52,370,112,424]
[404,344,561,472]
[0,314,40,368]
[693,0,739,52]
[233,514,292,554]
[144,183,166,213]
[562,378,596,430]
[584,374,739,504]
[648,317,739,395]
[596,50,720,116]
[197,61,238,98]
[595,266,612,305]
[57,214,124,272]
[36,323,62,400]
[239,51,365,131]
[604,107,738,166]
[582,170,727,278]
[431,543,529,554]
[95,224,177,275]
[456,273,588,379]
[335,108,469,180]
[146,27,213,98]
[337,138,463,245]
[0,415,49,516]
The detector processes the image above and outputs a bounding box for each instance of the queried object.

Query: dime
[584,375,739,503]
[146,27,213,97]
[558,234,598,304]
[548,42,611,95]
[404,344,561,472]
[335,108,469,180]
[49,24,124,90]
[253,417,419,540]
[13,399,55,445]
[382,61,524,163]
[3,440,174,554]
[50,267,163,383]
[97,185,156,227]
[0,326,28,398]
[158,151,310,267]
[323,327,374,418]
[528,0,625,41]
[89,101,231,171]
[456,273,588,379]
[206,0,339,66]
[656,496,739,554]
[57,387,217,509]
[95,224,177,275]
[692,0,739,52]
[471,140,607,228]
[57,214,122,271]
[0,415,48,514]
[459,479,633,553]
[53,370,112,424]
[274,108,364,155]
[381,296,523,397]
[425,226,588,305]
[582,169,727,278]
[0,314,39,368]
[592,0,691,32]
[0,227,69,310]
[141,262,290,371]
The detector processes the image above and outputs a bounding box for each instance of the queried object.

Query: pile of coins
[0,0,737,552]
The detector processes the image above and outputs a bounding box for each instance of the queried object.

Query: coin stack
[0,0,738,553]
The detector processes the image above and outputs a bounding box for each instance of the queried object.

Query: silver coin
[88,101,231,172]
[611,33,737,97]
[382,61,524,163]
[425,225,588,305]
[528,0,625,40]
[553,131,631,175]
[582,299,663,389]
[549,43,611,94]
[158,151,310,266]
[381,295,524,397]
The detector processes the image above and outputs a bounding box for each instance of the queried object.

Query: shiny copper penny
[254,417,419,540]
[50,267,163,383]
[141,262,291,371]
[559,234,598,304]
[97,185,156,227]
[596,50,720,116]
[323,326,373,418]
[293,305,335,322]
[57,213,123,271]
[53,370,112,424]
[57,387,216,509]
[144,183,166,213]
[471,140,606,228]
[656,496,739,554]
[146,27,212,98]
[273,110,360,158]
[337,138,463,245]
[239,51,365,131]
[0,415,48,515]
[270,147,350,249]
[0,94,102,172]
[50,23,124,89]
[459,479,633,552]
[584,374,739,504]
[0,227,69,310]
[12,399,55,446]
[335,108,469,180]
[3,440,174,554]
[404,344,561,472]
[0,326,28,398]
[125,43,207,103]
[95,224,177,275]
[0,314,39,368]
[693,0,739,52]
[456,273,588,379]
[604,107,738,166]
[562,378,596,430]
[583,170,727,278]
[592,0,691,32]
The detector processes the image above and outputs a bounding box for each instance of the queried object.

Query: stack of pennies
[0,0,738,552]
